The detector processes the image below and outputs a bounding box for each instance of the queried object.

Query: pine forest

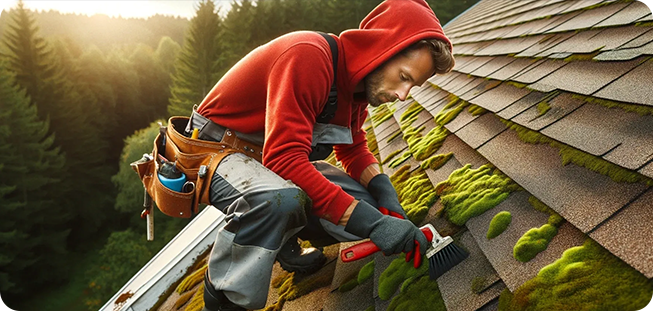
[0,0,478,310]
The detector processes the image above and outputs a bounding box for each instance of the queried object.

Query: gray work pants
[206,153,378,309]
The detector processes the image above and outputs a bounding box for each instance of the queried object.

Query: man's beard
[364,68,395,107]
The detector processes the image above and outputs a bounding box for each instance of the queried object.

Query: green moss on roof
[513,224,558,262]
[468,104,487,116]
[536,101,551,116]
[410,125,450,161]
[400,101,425,126]
[335,259,374,292]
[392,166,438,224]
[500,239,653,311]
[435,100,469,125]
[387,276,446,311]
[507,81,528,89]
[389,151,413,169]
[528,196,564,227]
[563,52,600,62]
[435,164,521,226]
[420,152,453,171]
[487,211,512,239]
[371,102,397,128]
[378,253,428,300]
[503,120,653,186]
[386,130,402,143]
[572,94,653,116]
[471,276,488,294]
[381,149,403,165]
[358,260,375,284]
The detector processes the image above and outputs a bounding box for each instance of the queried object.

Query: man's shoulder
[270,31,333,58]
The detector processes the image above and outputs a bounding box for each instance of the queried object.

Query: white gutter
[99,207,225,311]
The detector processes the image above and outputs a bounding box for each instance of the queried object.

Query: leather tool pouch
[130,116,249,218]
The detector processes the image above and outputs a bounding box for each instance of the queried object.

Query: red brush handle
[340,226,435,262]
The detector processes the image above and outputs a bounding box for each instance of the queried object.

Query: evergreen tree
[129,44,169,121]
[155,36,181,76]
[168,0,224,116]
[1,0,114,248]
[0,64,68,301]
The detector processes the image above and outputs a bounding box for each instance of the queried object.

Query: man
[189,1,455,310]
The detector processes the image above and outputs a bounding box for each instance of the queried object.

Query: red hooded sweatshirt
[198,0,451,223]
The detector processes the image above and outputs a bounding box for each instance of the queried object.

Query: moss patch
[572,93,653,116]
[528,196,564,227]
[487,211,512,239]
[536,101,551,116]
[471,276,488,294]
[265,266,334,310]
[503,120,653,186]
[378,253,428,300]
[435,100,469,125]
[391,165,438,224]
[513,224,558,262]
[507,81,529,89]
[386,130,403,144]
[389,151,413,169]
[400,101,425,125]
[358,260,375,284]
[563,52,600,62]
[468,104,488,116]
[387,276,446,311]
[371,102,397,128]
[500,239,653,311]
[420,152,453,171]
[381,149,403,165]
[435,164,522,226]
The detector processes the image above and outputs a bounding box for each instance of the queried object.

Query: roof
[107,1,653,310]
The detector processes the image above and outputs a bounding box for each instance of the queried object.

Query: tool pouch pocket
[131,117,237,218]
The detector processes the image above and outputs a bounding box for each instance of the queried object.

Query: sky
[0,0,235,19]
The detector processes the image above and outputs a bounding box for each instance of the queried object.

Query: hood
[339,0,452,90]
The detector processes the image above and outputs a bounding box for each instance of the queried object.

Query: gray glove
[367,174,408,219]
[345,200,427,256]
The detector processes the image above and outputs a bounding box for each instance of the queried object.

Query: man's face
[364,46,436,107]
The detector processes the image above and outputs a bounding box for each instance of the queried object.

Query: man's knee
[264,187,311,225]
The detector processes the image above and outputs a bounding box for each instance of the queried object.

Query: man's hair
[402,39,455,75]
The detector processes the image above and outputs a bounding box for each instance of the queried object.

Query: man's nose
[396,85,411,101]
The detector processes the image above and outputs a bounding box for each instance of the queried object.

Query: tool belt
[130,116,263,218]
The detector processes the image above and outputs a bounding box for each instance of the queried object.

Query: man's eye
[400,74,408,81]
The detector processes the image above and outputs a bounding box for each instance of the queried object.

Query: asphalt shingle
[454,113,507,149]
[456,56,496,74]
[516,32,575,57]
[465,191,587,292]
[444,107,480,134]
[436,231,505,311]
[511,58,567,84]
[487,58,543,81]
[476,129,649,233]
[542,100,653,170]
[470,82,531,112]
[590,189,653,278]
[594,58,653,107]
[439,134,490,169]
[528,57,643,95]
[496,91,548,120]
[460,80,502,101]
[511,92,584,131]
[595,1,652,27]
[549,1,630,32]
[469,56,518,78]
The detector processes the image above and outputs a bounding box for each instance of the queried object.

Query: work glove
[379,207,426,269]
[367,174,408,219]
[345,200,428,256]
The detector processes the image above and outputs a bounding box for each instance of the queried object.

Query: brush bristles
[428,243,469,280]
